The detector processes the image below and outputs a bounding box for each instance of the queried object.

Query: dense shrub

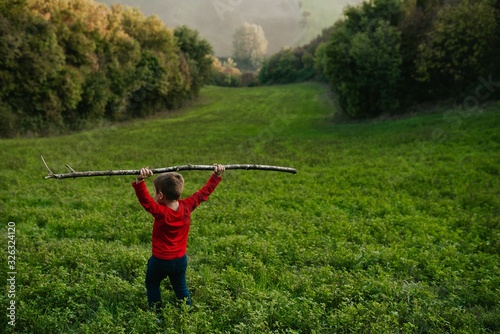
[322,0,500,118]
[415,0,497,97]
[259,48,316,84]
[260,0,500,118]
[0,0,213,137]
[325,2,403,118]
[487,0,500,99]
[174,25,214,97]
[210,57,261,87]
[258,27,333,85]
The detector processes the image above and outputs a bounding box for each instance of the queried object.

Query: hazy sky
[99,0,361,56]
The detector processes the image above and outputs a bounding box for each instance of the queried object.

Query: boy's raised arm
[184,164,225,211]
[132,167,161,217]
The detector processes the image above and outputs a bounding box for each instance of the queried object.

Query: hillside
[1,83,499,332]
[98,0,361,56]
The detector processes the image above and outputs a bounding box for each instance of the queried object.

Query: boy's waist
[152,245,187,260]
[150,253,187,263]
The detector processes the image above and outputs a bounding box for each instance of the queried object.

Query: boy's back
[133,173,221,260]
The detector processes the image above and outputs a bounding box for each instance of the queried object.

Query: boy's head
[153,172,184,201]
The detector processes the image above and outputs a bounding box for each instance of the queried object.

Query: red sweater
[133,174,221,260]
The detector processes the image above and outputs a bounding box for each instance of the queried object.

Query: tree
[259,48,305,84]
[397,0,439,104]
[174,25,213,97]
[487,0,500,99]
[324,0,403,118]
[0,0,28,136]
[314,42,329,82]
[0,1,69,132]
[232,22,268,70]
[415,0,497,96]
[258,25,334,85]
[0,0,216,137]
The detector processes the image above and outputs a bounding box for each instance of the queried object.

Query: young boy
[132,164,225,311]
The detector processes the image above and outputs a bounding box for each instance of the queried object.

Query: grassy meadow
[1,83,499,333]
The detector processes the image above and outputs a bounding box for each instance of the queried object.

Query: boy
[132,164,225,312]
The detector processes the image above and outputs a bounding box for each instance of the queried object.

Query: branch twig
[41,156,54,177]
[42,157,297,180]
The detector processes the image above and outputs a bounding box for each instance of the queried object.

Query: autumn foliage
[0,0,213,137]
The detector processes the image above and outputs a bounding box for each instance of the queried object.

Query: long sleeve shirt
[132,174,221,260]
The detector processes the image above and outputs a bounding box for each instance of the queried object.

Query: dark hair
[153,172,184,200]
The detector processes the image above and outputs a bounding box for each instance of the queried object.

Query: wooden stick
[42,156,297,180]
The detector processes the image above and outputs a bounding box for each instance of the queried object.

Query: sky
[99,0,361,57]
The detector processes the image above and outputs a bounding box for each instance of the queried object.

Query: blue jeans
[145,254,191,310]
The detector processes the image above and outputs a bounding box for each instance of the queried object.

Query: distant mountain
[97,0,361,56]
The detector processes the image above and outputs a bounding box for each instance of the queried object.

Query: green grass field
[1,83,499,333]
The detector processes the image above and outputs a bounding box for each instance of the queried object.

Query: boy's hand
[213,164,225,177]
[136,167,153,182]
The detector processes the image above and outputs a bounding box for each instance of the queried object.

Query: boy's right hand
[213,164,225,177]
[136,167,153,182]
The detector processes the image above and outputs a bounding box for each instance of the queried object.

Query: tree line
[2,0,499,137]
[259,0,500,118]
[0,0,213,137]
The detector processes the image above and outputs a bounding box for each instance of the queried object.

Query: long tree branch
[42,156,297,180]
